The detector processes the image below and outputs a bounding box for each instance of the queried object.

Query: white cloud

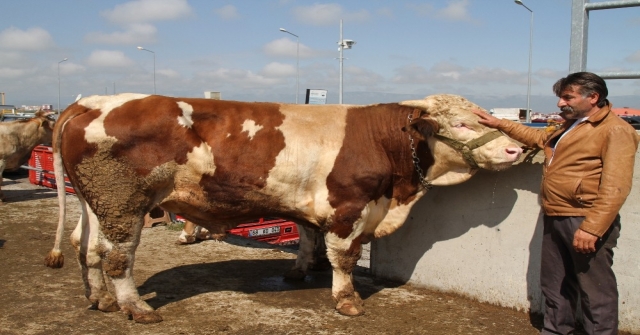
[261,62,295,77]
[157,68,180,78]
[392,61,525,87]
[438,0,472,21]
[101,0,192,25]
[0,27,55,51]
[409,0,472,21]
[57,62,86,76]
[263,38,317,59]
[292,4,370,26]
[199,68,283,88]
[625,50,640,62]
[86,50,135,67]
[85,23,157,45]
[377,7,394,18]
[214,5,240,20]
[0,67,32,78]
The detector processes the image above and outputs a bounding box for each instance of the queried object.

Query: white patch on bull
[80,93,149,144]
[176,101,194,128]
[186,141,216,176]
[241,119,263,140]
[263,104,350,223]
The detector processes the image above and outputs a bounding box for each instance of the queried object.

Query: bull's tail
[44,105,84,269]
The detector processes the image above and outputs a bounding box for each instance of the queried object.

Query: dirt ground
[1,170,621,335]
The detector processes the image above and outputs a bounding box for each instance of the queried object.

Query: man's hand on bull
[573,228,598,254]
[472,109,501,128]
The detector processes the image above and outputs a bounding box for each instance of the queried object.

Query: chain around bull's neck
[407,112,433,191]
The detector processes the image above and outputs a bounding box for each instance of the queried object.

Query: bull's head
[401,94,522,186]
[33,109,55,145]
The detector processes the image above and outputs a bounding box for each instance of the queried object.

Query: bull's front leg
[324,231,364,316]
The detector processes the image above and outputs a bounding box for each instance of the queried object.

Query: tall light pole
[515,0,533,123]
[279,28,299,104]
[137,46,156,94]
[57,58,68,114]
[338,19,356,104]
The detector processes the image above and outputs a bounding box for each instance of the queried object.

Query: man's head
[552,72,608,120]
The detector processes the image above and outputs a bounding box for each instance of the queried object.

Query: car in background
[620,115,640,130]
[0,113,32,122]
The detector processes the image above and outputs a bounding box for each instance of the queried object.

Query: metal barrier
[570,0,640,79]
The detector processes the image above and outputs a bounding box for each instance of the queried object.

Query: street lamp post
[57,58,68,114]
[137,46,156,94]
[515,0,533,123]
[279,28,299,104]
[338,19,355,104]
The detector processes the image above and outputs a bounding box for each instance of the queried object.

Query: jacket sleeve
[496,119,549,149]
[580,126,639,236]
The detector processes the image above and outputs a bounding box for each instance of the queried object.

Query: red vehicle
[227,217,299,246]
[172,215,300,246]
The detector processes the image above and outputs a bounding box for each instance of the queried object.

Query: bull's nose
[505,146,523,161]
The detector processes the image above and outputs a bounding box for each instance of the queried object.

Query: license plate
[249,226,280,237]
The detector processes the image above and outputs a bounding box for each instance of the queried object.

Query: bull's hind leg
[100,211,163,324]
[325,232,365,316]
[70,198,119,312]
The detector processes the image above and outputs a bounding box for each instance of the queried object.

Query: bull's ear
[402,117,439,141]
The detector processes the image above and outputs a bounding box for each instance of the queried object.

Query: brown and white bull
[0,110,55,203]
[45,93,522,323]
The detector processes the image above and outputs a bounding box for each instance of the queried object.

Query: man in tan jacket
[474,72,639,335]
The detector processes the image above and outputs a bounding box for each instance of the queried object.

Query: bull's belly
[159,188,323,228]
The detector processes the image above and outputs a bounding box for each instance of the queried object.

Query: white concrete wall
[371,153,640,332]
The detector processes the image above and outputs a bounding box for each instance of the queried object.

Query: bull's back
[59,94,352,224]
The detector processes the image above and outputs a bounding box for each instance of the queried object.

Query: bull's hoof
[121,302,163,323]
[97,296,120,312]
[132,310,163,324]
[44,250,64,268]
[283,268,306,281]
[336,300,365,316]
[209,233,227,241]
[176,234,196,245]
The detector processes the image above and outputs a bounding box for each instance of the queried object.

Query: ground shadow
[137,258,392,310]
[1,188,58,202]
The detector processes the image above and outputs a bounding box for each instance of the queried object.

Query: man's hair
[552,72,609,108]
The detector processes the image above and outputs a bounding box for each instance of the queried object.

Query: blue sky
[1,0,640,112]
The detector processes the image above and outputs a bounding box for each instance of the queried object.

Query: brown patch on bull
[103,96,202,176]
[103,249,128,277]
[192,101,287,213]
[326,104,434,238]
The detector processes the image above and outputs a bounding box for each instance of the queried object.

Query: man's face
[557,85,598,120]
